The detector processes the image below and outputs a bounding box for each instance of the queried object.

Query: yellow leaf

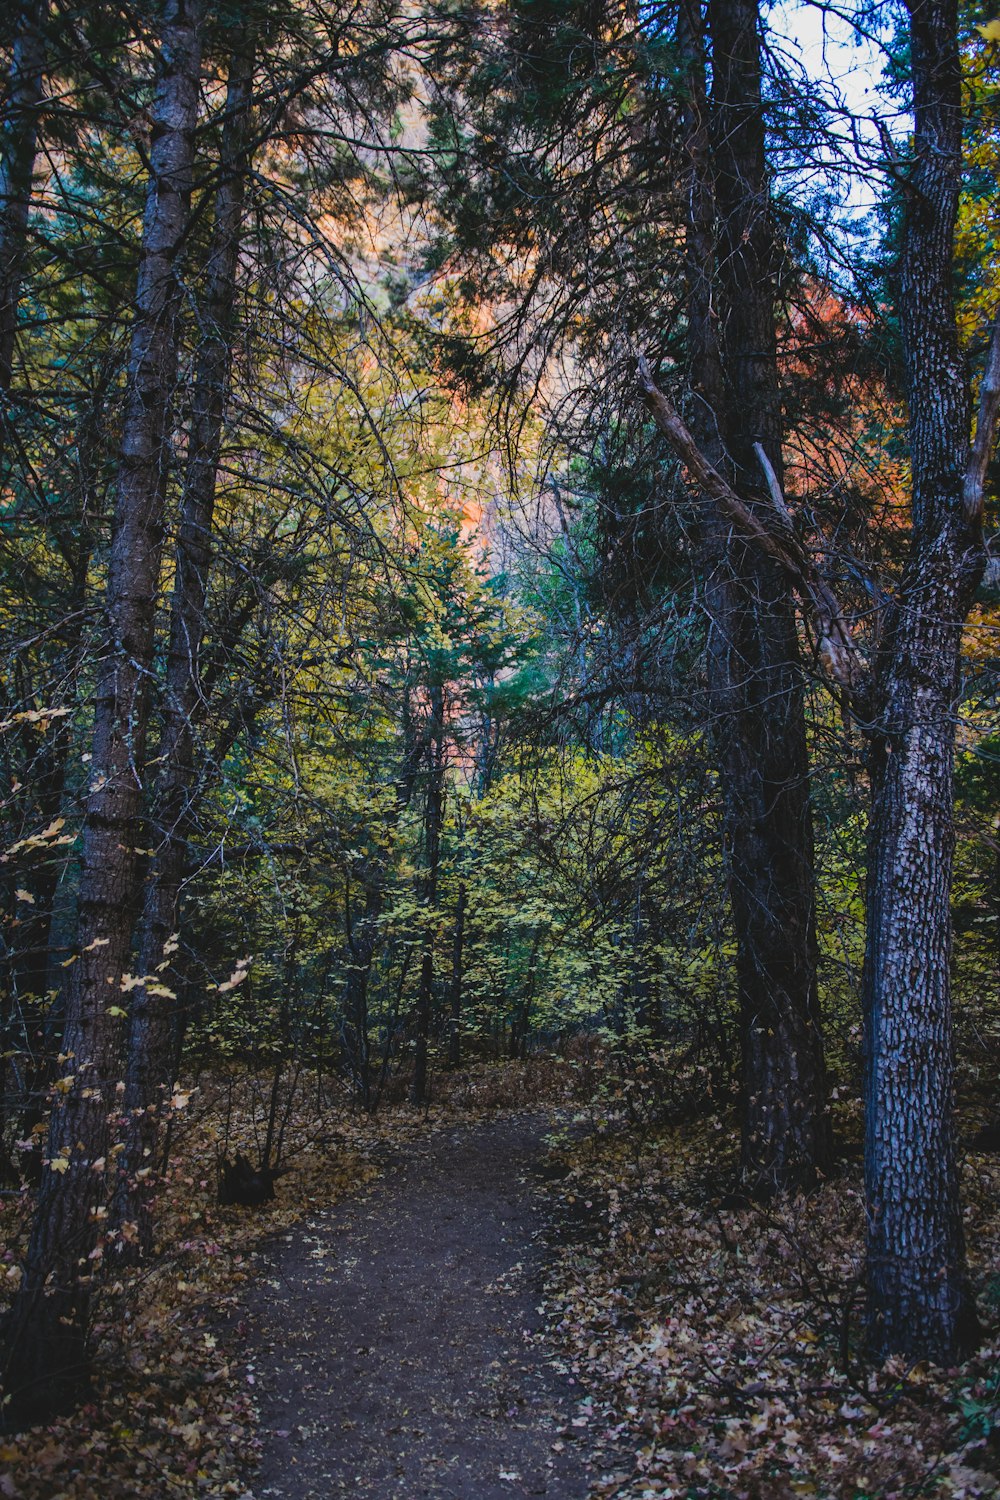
[14,888,34,904]
[48,1156,69,1173]
[977,17,1000,37]
[217,958,251,994]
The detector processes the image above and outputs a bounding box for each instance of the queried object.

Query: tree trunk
[10,397,102,1155]
[863,0,980,1361]
[342,881,380,1107]
[5,703,76,1157]
[679,0,830,1192]
[448,879,466,1068]
[0,0,204,1424]
[411,684,444,1106]
[630,873,663,1039]
[112,32,256,1256]
[0,0,45,409]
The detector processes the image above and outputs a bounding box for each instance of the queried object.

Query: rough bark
[112,32,257,1255]
[681,0,830,1192]
[0,0,45,410]
[863,0,981,1361]
[0,0,204,1424]
[651,0,996,1354]
[637,363,864,693]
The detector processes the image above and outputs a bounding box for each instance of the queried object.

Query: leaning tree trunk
[0,0,204,1425]
[0,0,45,413]
[112,32,257,1256]
[863,0,981,1361]
[681,0,830,1192]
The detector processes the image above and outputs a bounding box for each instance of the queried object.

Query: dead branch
[753,441,794,525]
[637,356,869,700]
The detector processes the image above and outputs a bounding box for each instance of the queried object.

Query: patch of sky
[763,0,907,287]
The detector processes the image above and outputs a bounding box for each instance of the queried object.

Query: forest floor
[0,1061,616,1500]
[4,1061,1000,1499]
[228,1114,599,1499]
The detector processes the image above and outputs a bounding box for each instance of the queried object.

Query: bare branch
[637,356,868,699]
[753,441,794,524]
[636,355,791,570]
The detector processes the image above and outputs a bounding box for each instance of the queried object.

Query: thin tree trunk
[680,0,830,1192]
[5,704,76,1166]
[112,32,256,1254]
[0,0,204,1424]
[0,0,45,412]
[863,0,980,1361]
[630,873,662,1039]
[448,879,466,1068]
[11,394,102,1150]
[509,928,541,1062]
[411,684,444,1106]
[342,881,380,1107]
[8,547,92,1031]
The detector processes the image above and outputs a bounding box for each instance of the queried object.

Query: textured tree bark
[679,0,830,1192]
[863,0,980,1361]
[654,0,993,1349]
[111,32,257,1256]
[0,0,45,408]
[0,0,204,1424]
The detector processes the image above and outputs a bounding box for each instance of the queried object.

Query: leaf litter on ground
[537,1108,1000,1500]
[4,1061,1000,1500]
[0,1058,579,1498]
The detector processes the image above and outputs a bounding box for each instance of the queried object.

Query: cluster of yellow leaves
[2,817,73,862]
[0,708,72,735]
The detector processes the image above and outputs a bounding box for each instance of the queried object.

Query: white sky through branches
[767,0,901,213]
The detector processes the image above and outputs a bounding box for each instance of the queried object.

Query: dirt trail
[233,1116,597,1500]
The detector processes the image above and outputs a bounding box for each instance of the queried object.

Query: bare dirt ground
[230,1115,598,1500]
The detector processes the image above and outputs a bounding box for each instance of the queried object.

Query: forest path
[234,1114,598,1500]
